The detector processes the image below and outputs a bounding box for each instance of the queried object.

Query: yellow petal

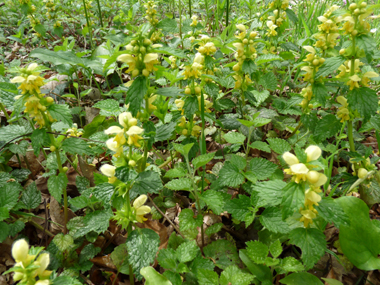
[133,195,148,209]
[104,126,123,135]
[290,163,309,174]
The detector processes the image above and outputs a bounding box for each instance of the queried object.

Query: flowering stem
[0,102,9,120]
[94,0,103,27]
[347,120,355,152]
[188,0,192,17]
[82,0,93,49]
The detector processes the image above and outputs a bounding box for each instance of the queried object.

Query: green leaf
[205,223,223,236]
[270,240,282,259]
[239,250,272,282]
[92,182,114,203]
[220,265,254,285]
[225,195,251,221]
[79,244,101,264]
[20,182,41,210]
[165,178,192,191]
[61,138,93,155]
[228,154,247,170]
[315,198,350,229]
[252,180,287,206]
[321,278,344,285]
[53,276,82,285]
[313,114,342,142]
[242,59,257,74]
[0,222,9,243]
[288,228,326,269]
[250,141,271,153]
[260,207,290,234]
[184,96,199,119]
[176,240,200,263]
[48,173,68,201]
[347,87,378,122]
[0,207,9,221]
[48,104,73,126]
[11,169,31,182]
[156,87,183,97]
[164,168,187,178]
[178,209,203,231]
[281,182,305,220]
[258,71,278,91]
[252,90,270,106]
[336,196,380,270]
[201,190,228,215]
[280,272,323,285]
[72,209,113,239]
[312,82,328,106]
[224,132,246,144]
[278,257,304,273]
[141,267,173,285]
[0,82,17,110]
[204,240,239,269]
[126,76,148,117]
[197,268,219,285]
[0,182,22,210]
[130,170,163,199]
[157,18,178,33]
[249,157,277,180]
[111,244,130,273]
[30,48,83,66]
[9,140,28,156]
[246,241,269,264]
[192,152,215,170]
[315,56,345,78]
[31,128,49,156]
[0,125,27,143]
[127,228,160,281]
[256,54,282,65]
[53,233,74,252]
[267,138,291,154]
[9,221,25,237]
[172,143,194,158]
[157,248,177,271]
[93,99,121,117]
[219,162,245,187]
[285,8,298,23]
[155,122,176,142]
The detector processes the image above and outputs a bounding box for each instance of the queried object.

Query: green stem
[188,0,192,17]
[0,102,9,120]
[95,0,104,27]
[347,120,355,152]
[226,0,229,29]
[125,190,135,285]
[82,0,93,49]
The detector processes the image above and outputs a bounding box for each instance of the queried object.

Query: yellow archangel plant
[283,146,327,227]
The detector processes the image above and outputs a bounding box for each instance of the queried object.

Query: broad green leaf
[0,182,22,210]
[157,248,177,271]
[163,271,182,285]
[53,276,82,285]
[313,114,342,142]
[288,228,326,269]
[155,87,183,97]
[242,59,257,74]
[48,173,68,201]
[155,122,176,142]
[259,71,278,91]
[204,240,239,269]
[53,233,74,252]
[280,272,323,285]
[0,222,9,243]
[61,138,93,156]
[72,209,113,239]
[184,96,199,119]
[31,128,49,156]
[347,87,378,122]
[176,240,200,263]
[111,244,130,273]
[278,257,304,273]
[20,182,41,210]
[197,268,219,285]
[92,182,114,203]
[127,229,160,281]
[219,162,245,187]
[93,99,121,117]
[260,207,290,234]
[285,8,298,23]
[220,265,254,285]
[0,207,9,221]
[79,244,101,264]
[126,76,148,117]
[9,140,28,156]
[315,56,345,78]
[0,82,17,110]
[321,278,344,285]
[48,104,73,126]
[269,240,282,259]
[0,125,27,143]
[164,168,187,178]
[267,138,291,154]
[256,54,282,65]
[130,170,163,199]
[224,195,251,221]
[201,190,228,215]
[165,178,192,191]
[157,18,177,33]
[192,152,215,170]
[178,209,203,231]
[250,141,271,153]
[252,180,287,206]
[224,132,246,144]
[239,250,272,282]
[205,223,223,236]
[249,157,277,180]
[252,90,270,106]
[312,83,328,106]
[172,143,193,158]
[246,241,269,264]
[30,48,83,66]
[9,221,25,237]
[281,182,305,220]
[336,196,380,270]
[315,198,350,229]
[140,267,173,285]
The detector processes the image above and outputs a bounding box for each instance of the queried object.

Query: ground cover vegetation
[1,0,380,284]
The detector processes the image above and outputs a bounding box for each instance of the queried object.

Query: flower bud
[100,164,116,177]
[195,86,201,94]
[50,146,56,152]
[307,171,320,185]
[129,160,136,167]
[312,59,319,66]
[358,168,368,179]
[62,167,68,173]
[319,58,325,64]
[185,87,191,94]
[339,49,345,55]
[46,97,54,104]
[305,145,322,162]
[13,272,24,281]
[182,129,188,135]
[283,152,299,166]
[243,39,248,44]
[142,69,149,77]
[250,31,257,38]
[12,239,29,263]
[349,3,357,10]
[360,2,367,8]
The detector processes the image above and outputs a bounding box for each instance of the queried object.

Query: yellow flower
[286,163,309,183]
[361,71,379,87]
[133,195,151,223]
[144,53,159,73]
[106,138,123,157]
[11,63,45,95]
[190,15,198,27]
[148,95,157,112]
[191,125,202,137]
[117,54,138,74]
[305,145,322,162]
[34,253,52,279]
[178,116,186,128]
[283,152,299,166]
[100,164,117,183]
[126,126,144,147]
[304,189,322,209]
[12,239,29,264]
[347,74,361,90]
[266,21,278,37]
[235,24,247,40]
[66,124,83,137]
[358,168,368,179]
[300,209,317,227]
[175,99,185,114]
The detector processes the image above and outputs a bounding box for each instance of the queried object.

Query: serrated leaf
[164,168,187,178]
[0,222,9,243]
[315,56,345,78]
[204,240,239,269]
[200,190,228,215]
[184,96,198,119]
[48,104,73,126]
[220,265,254,285]
[176,240,200,263]
[20,182,41,210]
[127,228,160,281]
[249,157,277,180]
[260,207,290,234]
[92,183,114,204]
[155,122,176,142]
[289,228,326,269]
[224,132,246,144]
[259,71,278,91]
[250,141,271,153]
[165,178,192,191]
[205,223,223,236]
[347,87,378,122]
[48,173,68,201]
[53,233,74,251]
[197,268,219,285]
[0,207,9,222]
[0,125,27,143]
[269,240,282,259]
[280,272,324,285]
[312,82,328,106]
[225,195,251,221]
[218,162,245,187]
[239,250,272,282]
[281,182,305,220]
[279,257,304,273]
[79,244,101,264]
[0,182,22,210]
[157,18,178,33]
[313,114,342,142]
[246,241,269,264]
[157,248,177,271]
[31,128,49,156]
[126,76,148,117]
[72,209,113,239]
[315,198,350,228]
[93,99,121,116]
[192,152,215,170]
[256,54,282,65]
[130,170,163,199]
[267,138,291,154]
[178,209,203,231]
[252,90,270,106]
[9,221,25,237]
[141,267,173,285]
[61,138,93,155]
